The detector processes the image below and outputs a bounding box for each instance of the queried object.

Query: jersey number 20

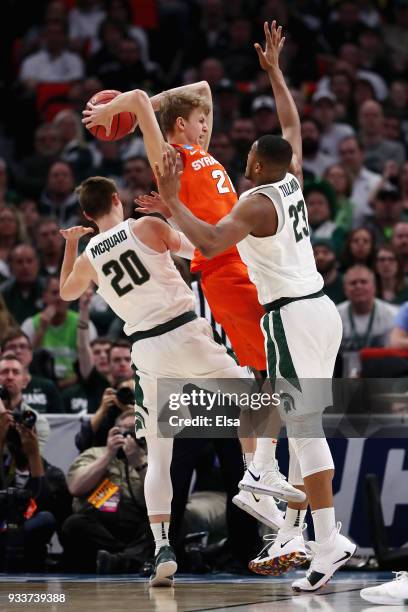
[102,249,150,296]
[289,199,309,243]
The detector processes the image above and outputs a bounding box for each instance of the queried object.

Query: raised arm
[59,226,97,300]
[255,21,303,186]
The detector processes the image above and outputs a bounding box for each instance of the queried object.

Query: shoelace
[305,522,342,574]
[393,571,408,582]
[256,523,308,559]
[262,462,294,489]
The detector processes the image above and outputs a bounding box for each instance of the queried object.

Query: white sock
[243,452,254,470]
[311,507,336,543]
[253,438,278,470]
[281,507,307,535]
[150,521,169,554]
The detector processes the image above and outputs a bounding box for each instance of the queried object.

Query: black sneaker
[149,545,177,587]
[97,550,129,574]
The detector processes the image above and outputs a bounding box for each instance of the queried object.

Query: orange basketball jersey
[173,144,239,272]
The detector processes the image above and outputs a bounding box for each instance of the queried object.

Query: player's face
[184,109,208,145]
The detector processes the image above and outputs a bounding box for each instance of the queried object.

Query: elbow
[59,287,72,302]
[198,241,220,259]
[132,89,149,107]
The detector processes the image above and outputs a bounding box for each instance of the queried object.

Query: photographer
[0,397,71,571]
[62,410,152,573]
[75,376,135,452]
[0,353,50,447]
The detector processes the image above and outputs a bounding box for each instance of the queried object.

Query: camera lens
[116,387,135,405]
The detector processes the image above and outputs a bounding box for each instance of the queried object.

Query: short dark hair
[108,340,131,360]
[0,353,23,366]
[256,135,293,168]
[90,337,112,349]
[76,176,117,220]
[1,330,31,352]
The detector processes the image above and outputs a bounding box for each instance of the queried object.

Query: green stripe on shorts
[262,314,277,382]
[134,371,148,415]
[272,311,301,392]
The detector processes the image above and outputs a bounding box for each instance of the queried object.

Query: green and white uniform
[237,173,342,419]
[86,220,248,437]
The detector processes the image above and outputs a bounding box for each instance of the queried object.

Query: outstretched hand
[254,20,285,72]
[135,191,172,218]
[154,149,182,205]
[60,226,94,242]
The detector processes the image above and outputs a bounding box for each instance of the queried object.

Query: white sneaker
[239,461,306,503]
[360,571,408,605]
[292,522,356,592]
[249,527,308,576]
[232,489,285,530]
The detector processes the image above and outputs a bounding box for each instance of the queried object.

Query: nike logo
[280,539,293,548]
[251,493,261,503]
[248,469,260,481]
[334,551,352,564]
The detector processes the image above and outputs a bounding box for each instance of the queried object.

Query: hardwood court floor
[0,572,395,612]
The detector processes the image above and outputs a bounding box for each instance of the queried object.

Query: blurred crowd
[0,0,408,573]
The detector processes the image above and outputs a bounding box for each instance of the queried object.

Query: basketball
[86,90,137,141]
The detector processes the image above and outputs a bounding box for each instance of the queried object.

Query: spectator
[121,156,154,197]
[338,135,382,226]
[0,245,43,325]
[17,124,62,199]
[52,109,97,182]
[389,302,408,350]
[92,141,123,183]
[199,58,225,89]
[301,118,336,178]
[222,18,258,81]
[0,354,49,447]
[375,245,408,304]
[213,79,240,133]
[62,410,151,573]
[209,133,237,183]
[86,18,126,81]
[0,401,71,571]
[68,0,106,55]
[363,183,404,245]
[324,163,354,232]
[358,100,406,174]
[341,227,376,271]
[0,207,28,280]
[229,117,256,175]
[251,96,279,138]
[0,159,19,209]
[75,342,134,451]
[19,200,41,243]
[324,1,364,53]
[21,276,97,389]
[304,179,345,254]
[399,161,408,218]
[312,238,346,304]
[39,161,80,228]
[383,0,408,71]
[1,330,63,414]
[311,91,354,159]
[392,221,408,278]
[99,37,160,93]
[19,20,84,89]
[337,265,398,375]
[0,296,17,343]
[35,218,64,279]
[106,0,151,68]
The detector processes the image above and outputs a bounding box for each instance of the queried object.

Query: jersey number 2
[212,169,236,194]
[289,199,309,243]
[102,249,150,296]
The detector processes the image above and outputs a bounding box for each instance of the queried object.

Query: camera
[115,387,135,406]
[11,409,37,430]
[0,385,11,404]
[117,429,138,461]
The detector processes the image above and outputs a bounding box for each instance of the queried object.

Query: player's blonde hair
[160,92,210,135]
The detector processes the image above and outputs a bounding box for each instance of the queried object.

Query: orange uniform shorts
[200,258,266,371]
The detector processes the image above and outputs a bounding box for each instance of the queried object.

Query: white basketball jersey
[237,173,323,305]
[85,219,195,335]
